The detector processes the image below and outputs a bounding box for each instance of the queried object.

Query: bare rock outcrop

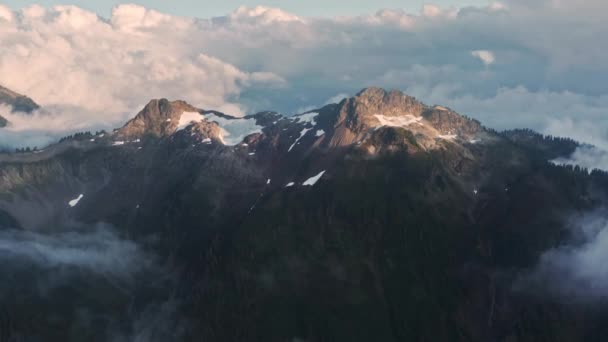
[115,99,201,139]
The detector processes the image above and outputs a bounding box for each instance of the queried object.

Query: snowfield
[68,194,84,207]
[374,114,423,128]
[292,112,318,124]
[177,111,203,131]
[203,113,263,146]
[303,171,326,186]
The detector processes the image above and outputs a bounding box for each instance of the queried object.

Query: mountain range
[0,86,604,341]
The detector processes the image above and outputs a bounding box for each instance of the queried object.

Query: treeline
[13,146,39,153]
[502,128,578,146]
[556,162,591,175]
[11,130,108,154]
[501,128,579,160]
[58,130,106,143]
[548,160,608,190]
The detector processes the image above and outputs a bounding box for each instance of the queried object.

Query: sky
[2,0,491,17]
[0,0,608,152]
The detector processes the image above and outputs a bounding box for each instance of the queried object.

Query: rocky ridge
[110,87,490,155]
[0,85,39,127]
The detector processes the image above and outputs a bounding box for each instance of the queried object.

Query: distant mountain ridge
[0,85,39,127]
[109,87,489,153]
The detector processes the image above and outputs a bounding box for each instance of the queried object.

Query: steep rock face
[115,99,201,139]
[344,87,426,120]
[423,106,482,137]
[0,85,40,127]
[327,88,424,146]
[325,87,486,150]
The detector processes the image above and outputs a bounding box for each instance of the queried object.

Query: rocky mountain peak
[94,87,484,154]
[332,88,427,130]
[354,87,426,116]
[326,87,484,149]
[115,98,201,139]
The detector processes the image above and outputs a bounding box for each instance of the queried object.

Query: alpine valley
[1,86,606,342]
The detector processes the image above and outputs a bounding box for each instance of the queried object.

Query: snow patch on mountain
[289,127,312,152]
[374,114,423,128]
[177,111,203,131]
[303,171,326,186]
[293,112,318,124]
[203,113,262,145]
[68,194,84,207]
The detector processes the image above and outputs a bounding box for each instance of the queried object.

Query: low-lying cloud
[0,222,184,341]
[552,146,608,172]
[0,224,151,278]
[517,211,608,301]
[0,104,115,149]
[544,117,608,171]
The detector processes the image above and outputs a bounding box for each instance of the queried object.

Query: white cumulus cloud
[471,50,496,65]
[0,4,286,148]
[229,6,304,24]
